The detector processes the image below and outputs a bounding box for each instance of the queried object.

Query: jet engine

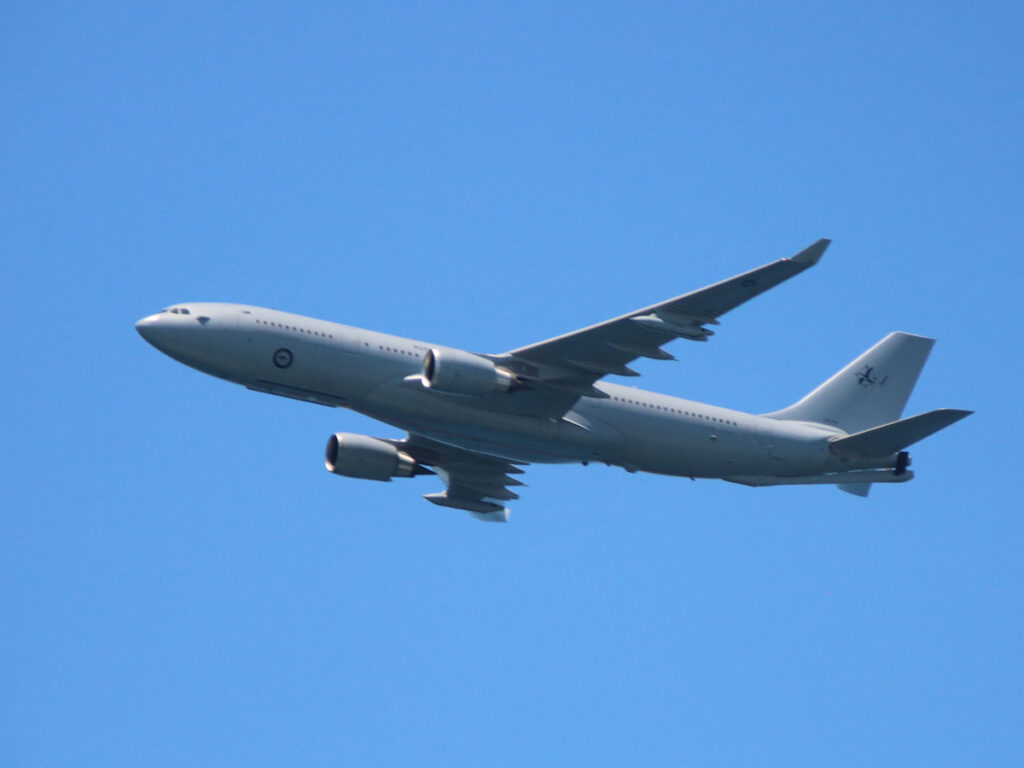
[422,347,516,396]
[324,433,421,481]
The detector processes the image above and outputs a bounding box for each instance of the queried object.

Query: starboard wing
[491,239,830,397]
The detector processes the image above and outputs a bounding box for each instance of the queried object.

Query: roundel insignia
[273,348,293,368]
[741,278,757,288]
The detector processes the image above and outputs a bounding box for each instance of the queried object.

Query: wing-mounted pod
[421,347,520,396]
[423,492,511,522]
[630,310,717,341]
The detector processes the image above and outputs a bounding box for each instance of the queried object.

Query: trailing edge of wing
[494,239,830,390]
[387,434,528,522]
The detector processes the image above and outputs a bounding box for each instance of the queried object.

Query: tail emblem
[855,365,888,388]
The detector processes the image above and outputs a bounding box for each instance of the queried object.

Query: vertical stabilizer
[768,332,935,434]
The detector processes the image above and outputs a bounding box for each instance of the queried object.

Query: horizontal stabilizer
[829,408,972,459]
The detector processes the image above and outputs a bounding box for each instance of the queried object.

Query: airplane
[135,239,971,522]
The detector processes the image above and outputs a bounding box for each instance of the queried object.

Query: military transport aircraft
[136,240,970,522]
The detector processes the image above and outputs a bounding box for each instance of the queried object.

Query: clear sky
[2,2,1021,765]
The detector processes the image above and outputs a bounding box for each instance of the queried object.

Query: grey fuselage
[136,302,882,480]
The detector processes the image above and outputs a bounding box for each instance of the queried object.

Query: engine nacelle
[422,347,516,396]
[324,433,418,481]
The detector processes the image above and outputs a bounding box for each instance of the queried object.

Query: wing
[490,239,830,398]
[386,434,527,522]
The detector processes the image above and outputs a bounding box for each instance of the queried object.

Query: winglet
[790,238,831,266]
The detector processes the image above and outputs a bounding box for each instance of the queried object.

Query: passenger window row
[379,345,417,356]
[256,318,333,339]
[610,395,738,426]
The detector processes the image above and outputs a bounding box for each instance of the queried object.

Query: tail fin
[768,332,935,433]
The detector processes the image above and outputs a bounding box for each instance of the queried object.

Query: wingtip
[791,238,831,266]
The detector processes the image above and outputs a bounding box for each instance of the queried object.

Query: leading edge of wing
[497,239,830,382]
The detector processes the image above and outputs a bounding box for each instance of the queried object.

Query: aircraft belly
[360,382,617,464]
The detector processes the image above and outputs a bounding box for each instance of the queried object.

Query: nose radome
[135,313,186,351]
[135,314,161,342]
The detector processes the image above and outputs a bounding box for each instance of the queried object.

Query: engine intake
[422,347,516,396]
[325,433,419,481]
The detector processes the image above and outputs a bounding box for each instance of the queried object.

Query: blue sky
[2,2,1021,765]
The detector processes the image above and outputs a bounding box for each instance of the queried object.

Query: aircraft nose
[135,314,163,344]
[135,313,187,352]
